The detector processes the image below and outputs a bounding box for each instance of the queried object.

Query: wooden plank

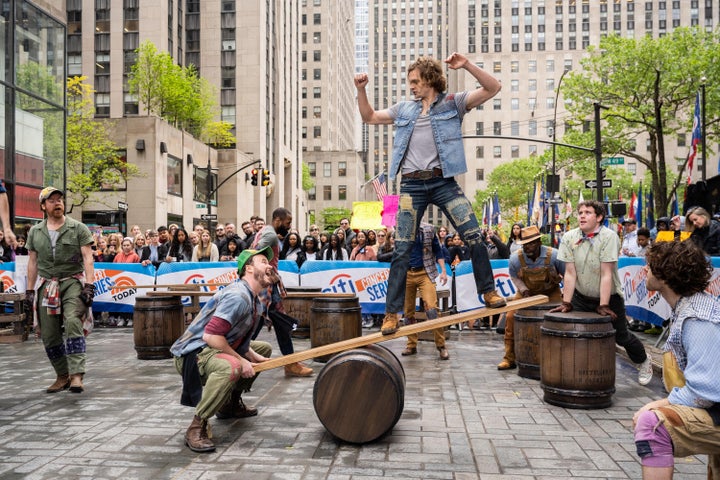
[0,314,25,324]
[253,295,549,373]
[0,293,25,301]
[0,334,25,344]
[144,291,215,297]
[114,283,230,290]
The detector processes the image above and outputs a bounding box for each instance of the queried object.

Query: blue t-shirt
[170,280,261,357]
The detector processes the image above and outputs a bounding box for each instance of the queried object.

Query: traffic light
[261,169,270,186]
[250,168,259,186]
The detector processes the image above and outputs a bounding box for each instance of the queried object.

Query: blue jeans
[385,176,495,314]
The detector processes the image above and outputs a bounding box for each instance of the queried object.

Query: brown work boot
[483,291,507,308]
[497,340,517,370]
[438,346,450,360]
[284,362,314,377]
[185,415,215,453]
[46,374,70,393]
[216,391,258,419]
[68,374,84,393]
[381,313,399,335]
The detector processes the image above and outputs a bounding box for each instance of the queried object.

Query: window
[475,146,484,158]
[677,133,686,147]
[313,87,321,98]
[528,60,536,72]
[493,122,502,135]
[313,50,321,61]
[511,98,519,110]
[338,162,347,176]
[323,185,332,200]
[313,32,321,43]
[475,122,484,135]
[493,98,501,110]
[167,155,182,196]
[511,145,520,158]
[323,162,331,177]
[511,79,519,92]
[308,187,316,200]
[493,146,502,158]
[314,126,321,138]
[476,169,484,181]
[313,68,321,80]
[529,120,537,136]
[308,162,316,177]
[628,163,637,174]
[338,185,347,200]
[313,106,321,118]
[313,13,321,24]
[511,121,519,136]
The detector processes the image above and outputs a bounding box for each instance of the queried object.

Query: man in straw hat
[170,247,274,453]
[497,225,564,370]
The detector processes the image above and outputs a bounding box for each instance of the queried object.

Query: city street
[0,326,709,479]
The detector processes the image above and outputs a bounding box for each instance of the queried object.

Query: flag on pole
[629,191,637,220]
[531,179,542,226]
[671,191,679,217]
[646,189,654,229]
[636,184,643,227]
[483,200,490,225]
[370,172,388,200]
[686,92,701,185]
[578,190,585,204]
[563,196,573,221]
[527,187,534,225]
[492,192,501,227]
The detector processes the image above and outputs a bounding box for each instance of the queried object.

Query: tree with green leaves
[301,162,315,192]
[561,27,720,216]
[66,76,141,212]
[318,207,352,233]
[129,41,224,140]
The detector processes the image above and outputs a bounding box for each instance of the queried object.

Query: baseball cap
[39,186,63,203]
[621,218,637,225]
[237,246,273,273]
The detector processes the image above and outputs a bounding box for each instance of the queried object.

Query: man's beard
[276,225,289,237]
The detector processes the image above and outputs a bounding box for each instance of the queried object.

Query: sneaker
[482,291,507,309]
[638,354,653,386]
[126,319,133,328]
[380,313,399,336]
[361,318,374,328]
[116,318,126,328]
[643,326,663,335]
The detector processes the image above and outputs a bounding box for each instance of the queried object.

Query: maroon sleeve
[204,316,231,336]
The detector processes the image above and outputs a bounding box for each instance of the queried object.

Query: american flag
[686,92,701,185]
[371,172,387,200]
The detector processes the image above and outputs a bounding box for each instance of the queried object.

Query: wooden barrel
[313,344,405,444]
[310,296,362,363]
[284,286,323,339]
[133,296,185,360]
[540,311,617,409]
[514,309,545,380]
[514,302,559,379]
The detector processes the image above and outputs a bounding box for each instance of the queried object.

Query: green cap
[237,246,273,273]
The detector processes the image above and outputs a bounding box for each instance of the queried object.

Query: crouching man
[171,247,274,453]
[633,240,720,479]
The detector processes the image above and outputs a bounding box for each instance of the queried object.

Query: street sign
[584,179,613,189]
[600,156,624,167]
[548,197,564,204]
[601,168,607,179]
[201,214,218,221]
[117,201,128,211]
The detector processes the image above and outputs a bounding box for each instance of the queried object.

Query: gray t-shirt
[388,91,469,174]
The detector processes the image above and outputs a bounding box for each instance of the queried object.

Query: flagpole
[701,77,707,181]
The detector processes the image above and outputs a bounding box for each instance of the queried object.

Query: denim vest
[390,92,467,181]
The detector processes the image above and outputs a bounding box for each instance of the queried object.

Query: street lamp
[549,68,569,246]
[701,76,707,182]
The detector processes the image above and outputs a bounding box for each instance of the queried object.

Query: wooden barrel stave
[133,296,185,360]
[313,344,405,444]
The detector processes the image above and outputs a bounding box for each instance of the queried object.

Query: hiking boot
[284,362,314,377]
[46,374,70,393]
[482,291,507,308]
[381,313,399,335]
[185,415,215,453]
[216,392,258,419]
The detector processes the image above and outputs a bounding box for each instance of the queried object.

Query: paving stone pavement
[0,325,709,479]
